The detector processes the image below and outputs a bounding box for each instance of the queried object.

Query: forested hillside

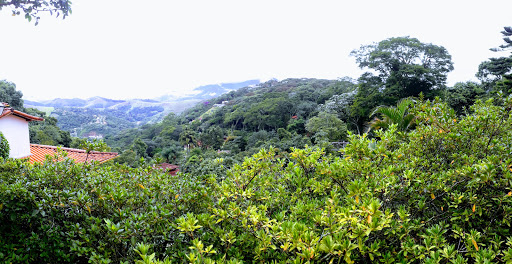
[106,78,357,167]
[4,95,512,263]
[24,80,260,140]
[2,28,512,263]
[109,36,512,173]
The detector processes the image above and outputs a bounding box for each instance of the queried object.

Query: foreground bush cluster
[2,97,512,263]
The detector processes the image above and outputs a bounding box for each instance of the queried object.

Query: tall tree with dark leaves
[351,36,453,99]
[0,80,24,110]
[350,37,453,132]
[478,26,512,94]
[477,57,512,83]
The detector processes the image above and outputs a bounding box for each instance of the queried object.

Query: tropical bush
[0,132,9,159]
[171,95,512,263]
[0,155,212,263]
[2,97,512,263]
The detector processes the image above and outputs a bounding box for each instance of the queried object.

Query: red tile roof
[154,163,180,175]
[0,106,44,122]
[29,144,118,164]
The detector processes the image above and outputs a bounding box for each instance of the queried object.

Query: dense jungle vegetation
[2,28,512,263]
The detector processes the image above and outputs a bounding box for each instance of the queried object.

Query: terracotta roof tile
[29,144,118,164]
[0,107,44,121]
[154,163,180,175]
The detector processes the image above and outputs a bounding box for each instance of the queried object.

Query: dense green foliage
[24,108,73,147]
[3,97,512,263]
[106,78,357,168]
[5,29,512,262]
[0,80,24,110]
[305,112,347,142]
[52,107,135,138]
[0,131,9,159]
[349,37,454,132]
[0,156,210,263]
[368,98,416,132]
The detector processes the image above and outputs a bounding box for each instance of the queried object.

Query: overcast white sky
[1,0,511,100]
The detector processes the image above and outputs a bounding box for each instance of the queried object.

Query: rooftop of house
[0,102,44,122]
[154,163,180,175]
[29,144,118,164]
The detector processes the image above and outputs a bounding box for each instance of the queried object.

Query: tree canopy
[476,57,512,83]
[351,37,454,96]
[478,26,512,94]
[305,111,347,142]
[349,37,454,131]
[0,80,24,110]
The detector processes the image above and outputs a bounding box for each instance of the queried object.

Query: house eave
[0,108,44,122]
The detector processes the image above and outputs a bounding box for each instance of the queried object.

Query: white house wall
[0,115,31,158]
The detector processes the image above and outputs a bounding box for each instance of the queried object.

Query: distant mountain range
[26,79,260,109]
[25,79,261,139]
[154,79,261,102]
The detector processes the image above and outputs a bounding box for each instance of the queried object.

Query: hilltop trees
[351,37,453,96]
[350,37,454,130]
[475,27,512,95]
[0,80,24,110]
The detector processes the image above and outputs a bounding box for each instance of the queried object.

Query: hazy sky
[1,0,511,100]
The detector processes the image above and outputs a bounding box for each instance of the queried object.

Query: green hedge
[0,156,211,263]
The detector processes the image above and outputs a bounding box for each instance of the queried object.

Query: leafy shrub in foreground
[0,156,211,263]
[3,97,512,263]
[175,96,512,263]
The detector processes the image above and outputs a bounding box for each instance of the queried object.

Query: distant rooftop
[29,144,118,164]
[154,163,179,175]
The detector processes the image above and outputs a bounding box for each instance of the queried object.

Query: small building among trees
[0,102,118,163]
[154,163,180,175]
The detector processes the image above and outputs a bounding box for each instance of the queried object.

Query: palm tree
[179,129,197,155]
[368,98,416,132]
